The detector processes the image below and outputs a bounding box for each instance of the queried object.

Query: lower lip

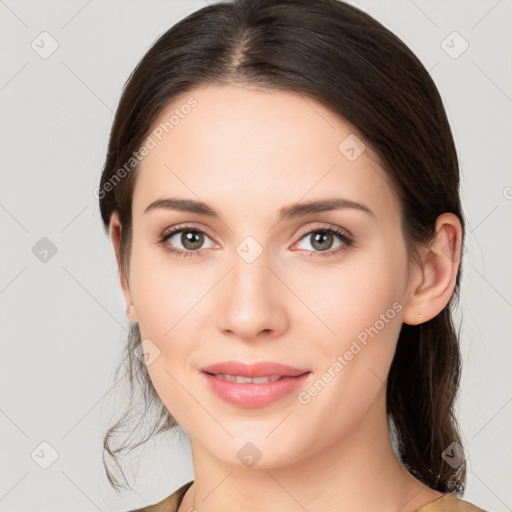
[201,371,312,408]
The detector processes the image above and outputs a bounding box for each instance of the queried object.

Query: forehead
[132,84,397,219]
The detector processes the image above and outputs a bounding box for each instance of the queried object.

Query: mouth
[200,360,310,378]
[200,364,312,408]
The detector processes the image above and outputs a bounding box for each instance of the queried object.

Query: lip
[200,361,310,378]
[200,361,312,408]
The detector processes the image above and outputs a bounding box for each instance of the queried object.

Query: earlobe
[401,213,462,326]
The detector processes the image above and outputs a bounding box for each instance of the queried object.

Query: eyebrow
[144,197,375,221]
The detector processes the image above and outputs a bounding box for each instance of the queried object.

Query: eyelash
[157,223,355,259]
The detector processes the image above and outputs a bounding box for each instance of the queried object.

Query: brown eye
[310,231,335,251]
[158,225,216,258]
[179,230,204,250]
[294,225,354,258]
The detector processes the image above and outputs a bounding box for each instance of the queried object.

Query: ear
[401,213,462,326]
[109,211,138,322]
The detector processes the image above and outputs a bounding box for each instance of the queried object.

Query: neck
[179,391,443,512]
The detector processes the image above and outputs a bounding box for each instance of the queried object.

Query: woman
[98,0,487,510]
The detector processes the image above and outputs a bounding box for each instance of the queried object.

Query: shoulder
[416,493,489,512]
[126,480,194,512]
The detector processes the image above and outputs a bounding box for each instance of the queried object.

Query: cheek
[293,247,407,409]
[127,244,206,401]
[293,249,407,347]
[298,250,407,415]
[128,241,199,337]
[145,359,187,419]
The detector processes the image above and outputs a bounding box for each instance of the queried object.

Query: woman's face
[119,84,417,468]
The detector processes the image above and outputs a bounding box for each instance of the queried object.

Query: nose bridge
[216,233,284,337]
[230,233,273,298]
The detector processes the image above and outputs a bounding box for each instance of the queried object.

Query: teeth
[213,373,282,383]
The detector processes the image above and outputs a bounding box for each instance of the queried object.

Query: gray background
[0,0,511,511]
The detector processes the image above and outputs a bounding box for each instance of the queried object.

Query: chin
[205,435,306,470]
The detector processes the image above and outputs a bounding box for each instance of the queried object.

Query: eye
[158,225,216,258]
[293,224,354,258]
[158,223,355,259]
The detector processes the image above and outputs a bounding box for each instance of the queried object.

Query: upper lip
[200,361,310,378]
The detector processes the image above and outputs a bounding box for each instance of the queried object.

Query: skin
[109,83,462,512]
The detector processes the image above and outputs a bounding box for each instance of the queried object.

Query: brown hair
[99,0,466,495]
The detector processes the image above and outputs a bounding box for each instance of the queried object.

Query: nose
[215,247,289,341]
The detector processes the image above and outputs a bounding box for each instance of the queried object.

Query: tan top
[127,480,488,512]
[416,493,488,512]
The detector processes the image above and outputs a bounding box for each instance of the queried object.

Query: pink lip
[200,360,309,378]
[200,361,312,408]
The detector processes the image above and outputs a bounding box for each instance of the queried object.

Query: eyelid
[160,222,217,240]
[294,222,353,241]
